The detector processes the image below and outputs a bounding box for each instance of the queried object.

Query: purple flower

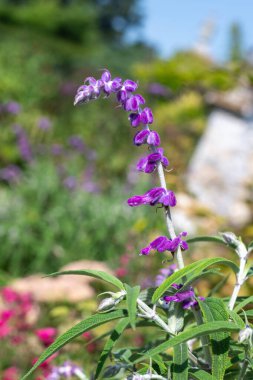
[13,125,33,162]
[140,107,153,124]
[148,83,171,97]
[38,117,52,131]
[133,129,160,147]
[0,165,21,183]
[128,187,176,208]
[163,286,204,310]
[122,79,138,92]
[124,94,145,112]
[159,189,176,207]
[68,135,85,152]
[101,70,122,95]
[155,264,177,286]
[5,101,21,115]
[128,113,141,127]
[137,148,169,173]
[51,144,63,156]
[140,232,188,255]
[147,130,160,146]
[169,232,188,252]
[63,176,76,190]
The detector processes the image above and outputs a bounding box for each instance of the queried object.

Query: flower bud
[220,232,248,259]
[238,325,253,347]
[97,291,126,311]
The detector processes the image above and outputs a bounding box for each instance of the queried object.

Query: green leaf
[248,240,253,253]
[228,309,245,328]
[234,296,253,313]
[124,284,140,330]
[188,369,214,379]
[21,309,128,380]
[246,266,253,278]
[152,258,238,303]
[172,343,188,380]
[187,235,226,245]
[208,274,230,297]
[45,269,124,290]
[94,317,129,379]
[134,321,240,362]
[199,298,229,380]
[240,310,253,318]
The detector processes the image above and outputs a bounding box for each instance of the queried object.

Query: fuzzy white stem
[229,256,247,311]
[157,162,185,270]
[136,298,198,365]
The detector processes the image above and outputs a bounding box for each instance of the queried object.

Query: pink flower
[0,321,12,338]
[3,367,19,380]
[115,267,128,278]
[1,287,19,303]
[36,327,57,346]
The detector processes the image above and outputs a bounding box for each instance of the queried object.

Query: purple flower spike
[147,130,160,146]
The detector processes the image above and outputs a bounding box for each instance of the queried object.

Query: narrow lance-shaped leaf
[227,309,245,329]
[124,284,140,329]
[46,269,125,290]
[133,321,240,363]
[21,309,128,380]
[152,258,238,303]
[188,369,214,380]
[234,295,253,313]
[95,317,130,379]
[186,235,226,245]
[172,343,188,380]
[199,298,229,380]
[248,240,253,253]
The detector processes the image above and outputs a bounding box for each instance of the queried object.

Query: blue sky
[129,0,253,61]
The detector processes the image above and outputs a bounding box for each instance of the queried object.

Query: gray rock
[186,110,253,226]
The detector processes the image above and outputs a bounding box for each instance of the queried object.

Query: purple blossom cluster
[128,187,176,208]
[0,101,21,115]
[13,125,33,163]
[163,284,205,310]
[140,232,188,256]
[155,264,177,286]
[74,69,188,257]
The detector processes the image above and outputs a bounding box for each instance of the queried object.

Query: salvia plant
[21,70,253,380]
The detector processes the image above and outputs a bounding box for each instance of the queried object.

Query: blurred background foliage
[0,0,252,278]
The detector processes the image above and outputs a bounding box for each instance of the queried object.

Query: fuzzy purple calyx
[133,129,160,147]
[137,148,169,173]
